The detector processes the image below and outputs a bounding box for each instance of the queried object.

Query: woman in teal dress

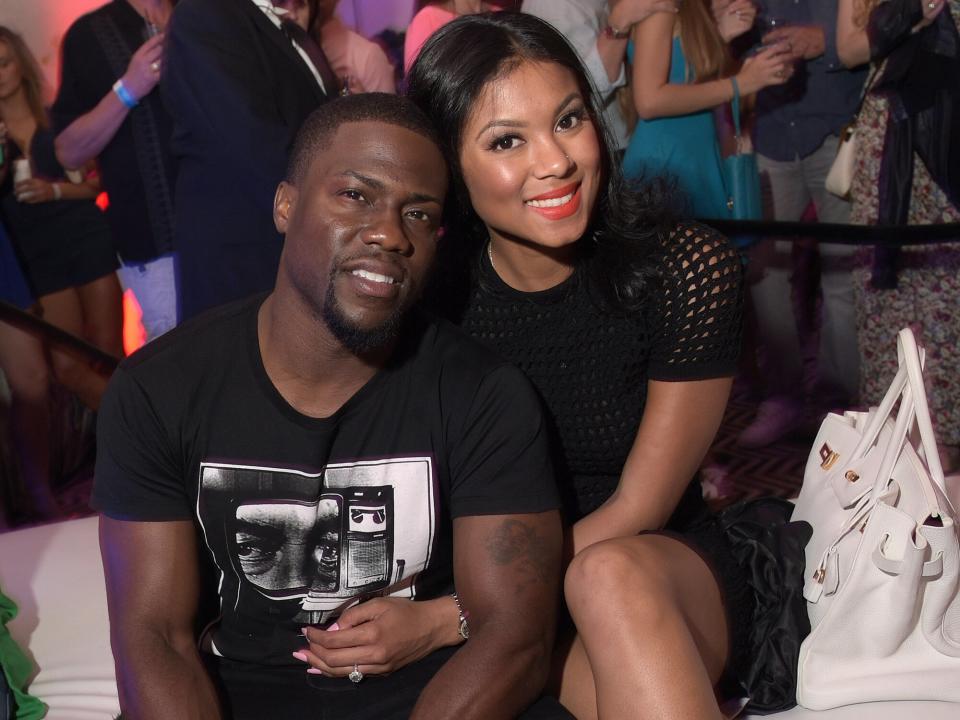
[624,0,790,218]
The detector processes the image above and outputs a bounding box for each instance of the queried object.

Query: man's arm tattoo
[484,518,555,587]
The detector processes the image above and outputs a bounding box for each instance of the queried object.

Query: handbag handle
[730,77,744,151]
[849,347,924,462]
[896,328,947,497]
[866,329,946,512]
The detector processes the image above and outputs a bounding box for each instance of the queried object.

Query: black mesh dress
[443,222,755,678]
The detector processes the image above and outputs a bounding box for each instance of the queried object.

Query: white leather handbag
[791,328,960,710]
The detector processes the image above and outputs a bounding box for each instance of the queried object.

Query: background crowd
[0,0,957,528]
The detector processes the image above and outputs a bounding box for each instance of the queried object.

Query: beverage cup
[13,158,31,185]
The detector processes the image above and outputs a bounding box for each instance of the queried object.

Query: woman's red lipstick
[525,182,582,220]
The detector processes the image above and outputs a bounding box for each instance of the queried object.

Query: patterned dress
[849,1,960,447]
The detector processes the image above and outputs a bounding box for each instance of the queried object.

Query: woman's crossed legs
[557,534,729,720]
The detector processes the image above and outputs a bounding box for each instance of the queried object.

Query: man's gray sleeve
[522,0,627,100]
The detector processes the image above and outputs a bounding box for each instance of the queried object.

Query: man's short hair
[286,93,444,185]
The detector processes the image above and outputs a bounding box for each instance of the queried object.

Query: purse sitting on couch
[791,328,960,710]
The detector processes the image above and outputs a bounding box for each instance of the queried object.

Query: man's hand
[763,24,826,61]
[716,0,757,42]
[294,596,461,677]
[608,0,679,32]
[737,43,794,94]
[121,34,165,102]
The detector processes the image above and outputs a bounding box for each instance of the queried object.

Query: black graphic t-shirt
[93,295,558,666]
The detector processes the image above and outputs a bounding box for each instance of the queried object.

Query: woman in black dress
[0,27,121,410]
[406,14,747,718]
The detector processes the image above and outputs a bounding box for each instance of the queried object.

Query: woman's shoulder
[659,221,738,272]
[652,221,743,310]
[408,5,457,32]
[404,5,458,69]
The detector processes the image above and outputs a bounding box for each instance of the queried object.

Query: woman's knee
[564,537,672,617]
[49,351,88,390]
[9,364,50,403]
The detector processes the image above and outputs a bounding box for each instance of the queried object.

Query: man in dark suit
[163,0,334,320]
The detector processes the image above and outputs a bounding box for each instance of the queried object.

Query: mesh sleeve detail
[649,222,744,380]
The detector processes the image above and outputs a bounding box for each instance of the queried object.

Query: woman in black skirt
[0,26,121,410]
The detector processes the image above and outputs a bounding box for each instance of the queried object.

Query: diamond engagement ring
[348,664,364,683]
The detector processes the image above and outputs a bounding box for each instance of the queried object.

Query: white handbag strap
[897,328,947,498]
[872,536,944,577]
[850,346,924,462]
[868,380,918,505]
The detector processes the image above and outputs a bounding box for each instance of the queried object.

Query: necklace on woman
[486,240,497,273]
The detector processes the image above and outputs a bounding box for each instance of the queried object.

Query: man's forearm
[55,91,130,170]
[115,631,221,720]
[411,513,563,720]
[409,619,553,720]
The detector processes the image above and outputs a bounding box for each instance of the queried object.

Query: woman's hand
[736,43,794,94]
[917,0,946,29]
[293,596,462,678]
[716,0,757,42]
[15,178,57,204]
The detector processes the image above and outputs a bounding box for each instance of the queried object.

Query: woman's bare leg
[76,272,124,358]
[0,320,55,517]
[38,285,110,410]
[559,534,729,720]
[551,631,598,720]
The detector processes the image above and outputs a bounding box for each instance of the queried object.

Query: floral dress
[849,2,960,448]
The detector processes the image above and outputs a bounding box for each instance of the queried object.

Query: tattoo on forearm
[485,519,554,586]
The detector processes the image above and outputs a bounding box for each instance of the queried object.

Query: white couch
[1,513,958,720]
[0,515,119,720]
[743,701,959,719]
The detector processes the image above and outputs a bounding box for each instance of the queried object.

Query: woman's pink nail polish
[292,651,308,662]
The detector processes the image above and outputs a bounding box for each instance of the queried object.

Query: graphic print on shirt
[197,457,436,626]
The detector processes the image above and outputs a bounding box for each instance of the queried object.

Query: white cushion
[0,515,119,720]
[744,700,960,719]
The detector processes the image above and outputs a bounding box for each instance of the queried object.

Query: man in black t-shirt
[94,94,568,719]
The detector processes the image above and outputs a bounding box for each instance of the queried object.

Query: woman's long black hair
[405,11,677,315]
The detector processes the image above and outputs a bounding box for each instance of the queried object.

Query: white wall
[0,0,104,94]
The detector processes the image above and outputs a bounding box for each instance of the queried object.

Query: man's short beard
[320,279,406,354]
